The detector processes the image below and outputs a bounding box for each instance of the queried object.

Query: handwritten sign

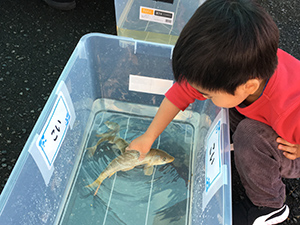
[36,92,71,169]
[205,119,221,192]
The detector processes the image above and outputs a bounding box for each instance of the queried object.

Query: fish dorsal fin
[144,165,154,176]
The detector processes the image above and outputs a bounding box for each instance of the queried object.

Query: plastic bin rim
[79,32,175,48]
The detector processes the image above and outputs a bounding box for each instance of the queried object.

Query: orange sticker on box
[141,7,154,15]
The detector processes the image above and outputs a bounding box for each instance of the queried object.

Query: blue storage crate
[114,0,206,45]
[0,33,231,225]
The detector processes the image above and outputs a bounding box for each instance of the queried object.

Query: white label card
[205,119,221,192]
[36,92,71,169]
[139,6,174,25]
[129,74,173,95]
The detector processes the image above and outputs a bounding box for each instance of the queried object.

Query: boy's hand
[125,98,180,161]
[277,137,300,160]
[126,134,154,161]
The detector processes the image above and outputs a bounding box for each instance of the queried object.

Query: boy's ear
[243,79,261,94]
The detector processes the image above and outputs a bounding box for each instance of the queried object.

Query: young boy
[127,0,300,224]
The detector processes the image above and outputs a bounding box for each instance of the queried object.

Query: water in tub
[59,100,196,225]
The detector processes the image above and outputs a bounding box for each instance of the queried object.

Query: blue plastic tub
[0,33,231,225]
[114,0,206,45]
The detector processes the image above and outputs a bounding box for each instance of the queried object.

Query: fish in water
[86,148,175,195]
[86,121,120,156]
[86,121,175,196]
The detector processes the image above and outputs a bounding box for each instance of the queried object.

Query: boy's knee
[234,118,277,141]
[233,118,278,158]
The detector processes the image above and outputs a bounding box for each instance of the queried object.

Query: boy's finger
[277,137,294,147]
[278,144,295,154]
[283,151,297,160]
[138,153,146,161]
[278,144,286,151]
[276,137,287,145]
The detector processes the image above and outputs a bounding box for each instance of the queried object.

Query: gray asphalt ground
[0,0,299,224]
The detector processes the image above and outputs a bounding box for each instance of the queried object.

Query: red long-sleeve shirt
[165,49,300,144]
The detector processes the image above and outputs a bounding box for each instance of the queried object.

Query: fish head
[104,121,120,132]
[148,149,175,165]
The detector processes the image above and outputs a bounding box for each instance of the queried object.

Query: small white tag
[205,119,221,192]
[139,6,174,25]
[36,92,71,169]
[129,74,173,95]
[201,109,229,211]
[29,81,75,185]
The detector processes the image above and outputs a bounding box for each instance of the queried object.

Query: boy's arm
[126,97,180,160]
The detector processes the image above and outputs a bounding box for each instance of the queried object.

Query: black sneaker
[43,0,76,10]
[233,196,289,225]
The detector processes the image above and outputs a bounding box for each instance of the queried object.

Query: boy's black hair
[172,0,279,95]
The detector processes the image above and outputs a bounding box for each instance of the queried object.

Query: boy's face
[190,83,251,108]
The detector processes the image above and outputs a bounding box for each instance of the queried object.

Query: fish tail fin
[85,174,106,194]
[94,184,101,196]
[85,180,98,189]
[85,180,103,196]
[86,145,97,157]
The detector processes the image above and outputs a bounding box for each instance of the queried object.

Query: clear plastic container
[0,33,231,225]
[114,0,206,45]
